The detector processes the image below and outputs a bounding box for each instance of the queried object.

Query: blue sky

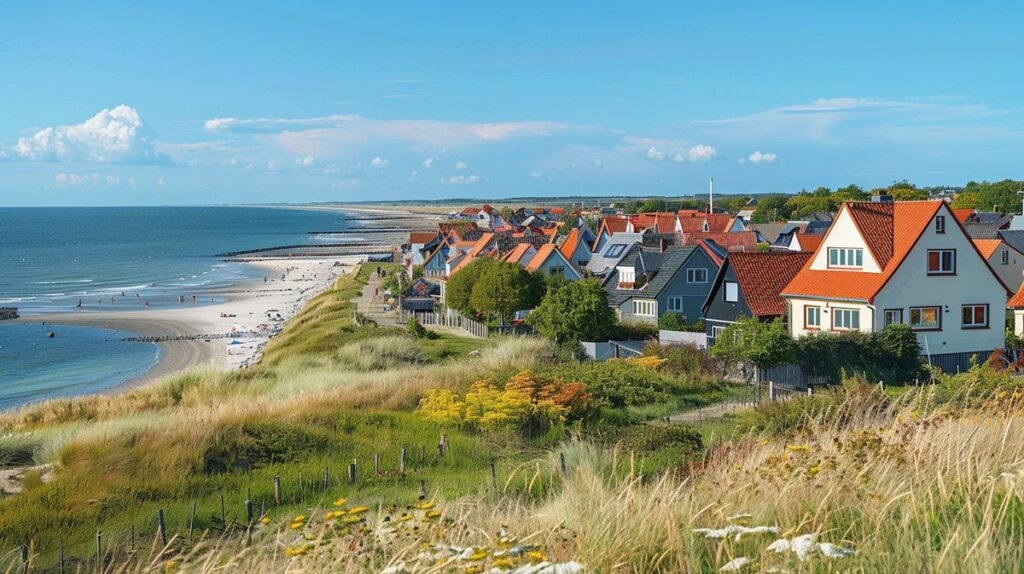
[1,1,1022,206]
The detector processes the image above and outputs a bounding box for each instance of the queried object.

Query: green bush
[793,324,925,384]
[406,316,428,339]
[643,340,722,376]
[619,424,703,454]
[657,313,704,333]
[543,361,675,408]
[203,422,331,472]
[611,321,659,341]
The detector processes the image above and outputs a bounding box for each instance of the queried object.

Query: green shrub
[543,360,675,408]
[203,422,331,472]
[657,313,704,333]
[406,316,428,339]
[793,324,925,384]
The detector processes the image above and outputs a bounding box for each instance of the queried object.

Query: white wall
[809,207,882,272]
[789,298,873,337]
[875,210,1006,355]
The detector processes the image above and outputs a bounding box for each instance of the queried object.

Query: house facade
[782,200,1010,362]
[973,238,1024,295]
[603,245,721,325]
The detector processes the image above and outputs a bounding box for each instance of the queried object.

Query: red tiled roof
[409,232,437,244]
[973,239,1003,260]
[654,213,677,233]
[550,207,566,214]
[678,212,734,233]
[468,233,494,257]
[503,243,534,265]
[685,231,759,252]
[560,228,580,260]
[601,216,630,235]
[796,233,824,253]
[847,201,895,267]
[460,207,482,216]
[730,252,813,317]
[782,201,1010,302]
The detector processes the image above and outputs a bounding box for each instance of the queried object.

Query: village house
[781,200,1011,369]
[702,251,811,346]
[601,243,723,325]
[973,238,1024,294]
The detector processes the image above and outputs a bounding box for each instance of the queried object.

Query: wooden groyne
[123,331,263,343]
[215,243,382,257]
[0,308,18,321]
[308,227,434,235]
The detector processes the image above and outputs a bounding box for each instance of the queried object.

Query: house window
[618,267,635,284]
[687,268,708,283]
[633,300,656,317]
[549,267,565,276]
[832,308,860,330]
[805,306,821,329]
[909,306,942,330]
[710,325,727,342]
[827,247,864,269]
[724,281,739,303]
[667,297,683,312]
[927,250,956,274]
[961,304,989,329]
[1002,250,1010,265]
[935,215,946,234]
[605,244,626,258]
[883,309,904,326]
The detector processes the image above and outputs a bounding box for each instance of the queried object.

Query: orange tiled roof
[525,244,557,272]
[953,208,976,223]
[601,216,630,235]
[654,213,678,233]
[782,201,1010,303]
[730,252,813,317]
[695,240,724,266]
[467,233,495,258]
[559,228,579,259]
[503,243,534,265]
[973,239,1003,260]
[1010,283,1024,308]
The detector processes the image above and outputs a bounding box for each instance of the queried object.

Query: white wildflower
[720,557,750,572]
[817,542,855,558]
[791,534,816,561]
[766,539,791,553]
[694,525,778,541]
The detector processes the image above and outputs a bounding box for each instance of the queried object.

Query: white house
[781,200,1011,368]
[973,238,1024,295]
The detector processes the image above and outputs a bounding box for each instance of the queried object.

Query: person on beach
[145,301,150,309]
[76,299,82,308]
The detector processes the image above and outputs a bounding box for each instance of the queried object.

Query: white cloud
[54,172,124,187]
[444,175,480,185]
[591,157,603,168]
[204,113,567,150]
[421,157,435,168]
[646,146,666,161]
[370,156,389,168]
[748,150,777,164]
[454,161,468,170]
[530,171,543,178]
[684,144,718,162]
[17,105,169,164]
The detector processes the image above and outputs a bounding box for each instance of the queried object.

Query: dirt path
[354,272,401,327]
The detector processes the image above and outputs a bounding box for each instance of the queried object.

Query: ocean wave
[31,279,93,285]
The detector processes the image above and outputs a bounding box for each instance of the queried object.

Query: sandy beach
[18,256,365,390]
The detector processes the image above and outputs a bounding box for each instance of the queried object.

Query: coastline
[16,256,364,392]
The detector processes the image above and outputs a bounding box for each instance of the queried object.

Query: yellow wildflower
[348,506,370,514]
[492,557,513,569]
[469,550,488,561]
[425,509,442,519]
[284,546,308,557]
[260,515,271,525]
[415,501,435,510]
[526,551,548,562]
[397,513,414,522]
[333,497,347,507]
[289,522,304,530]
[164,560,176,573]
[293,514,306,522]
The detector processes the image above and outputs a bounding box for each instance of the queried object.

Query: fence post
[374,452,380,476]
[189,501,196,542]
[560,452,568,476]
[220,493,226,529]
[348,462,357,484]
[58,544,64,574]
[157,508,167,547]
[400,446,407,475]
[418,480,427,499]
[95,530,102,561]
[273,475,281,505]
[438,434,446,457]
[245,499,254,524]
[20,544,28,574]
[768,380,775,402]
[490,462,497,489]
[323,465,330,490]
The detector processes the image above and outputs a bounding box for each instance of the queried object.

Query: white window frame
[711,325,727,340]
[883,308,903,326]
[832,308,860,331]
[805,306,821,329]
[687,268,708,283]
[632,299,657,317]
[667,297,684,312]
[605,244,626,258]
[927,249,956,275]
[961,304,989,329]
[618,267,635,284]
[827,247,864,269]
[935,215,946,234]
[724,281,739,303]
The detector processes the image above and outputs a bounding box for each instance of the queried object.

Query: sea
[0,206,357,410]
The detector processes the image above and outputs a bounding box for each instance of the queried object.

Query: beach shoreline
[16,256,365,393]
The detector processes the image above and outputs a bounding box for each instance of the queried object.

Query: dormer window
[702,221,709,232]
[827,247,864,269]
[935,216,946,234]
[618,267,636,287]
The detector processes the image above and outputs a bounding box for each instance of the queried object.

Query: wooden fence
[400,310,534,339]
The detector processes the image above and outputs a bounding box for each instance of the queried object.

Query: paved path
[353,273,401,327]
[665,399,753,424]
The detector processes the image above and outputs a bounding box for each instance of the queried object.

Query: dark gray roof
[999,230,1024,254]
[965,222,1002,240]
[602,245,696,307]
[749,223,786,243]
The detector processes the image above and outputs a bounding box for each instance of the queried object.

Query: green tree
[445,258,499,315]
[527,278,617,344]
[884,180,929,201]
[469,261,541,324]
[710,317,794,382]
[834,184,868,202]
[956,179,1024,214]
[751,194,793,223]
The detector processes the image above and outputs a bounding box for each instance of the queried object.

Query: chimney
[871,194,893,203]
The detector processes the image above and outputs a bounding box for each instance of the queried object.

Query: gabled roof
[973,238,1003,260]
[467,233,495,257]
[953,208,976,223]
[503,243,535,266]
[1010,282,1024,308]
[782,200,1011,303]
[559,228,581,260]
[999,230,1024,254]
[524,243,581,276]
[795,233,824,253]
[729,252,813,317]
[599,216,630,236]
[697,239,728,266]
